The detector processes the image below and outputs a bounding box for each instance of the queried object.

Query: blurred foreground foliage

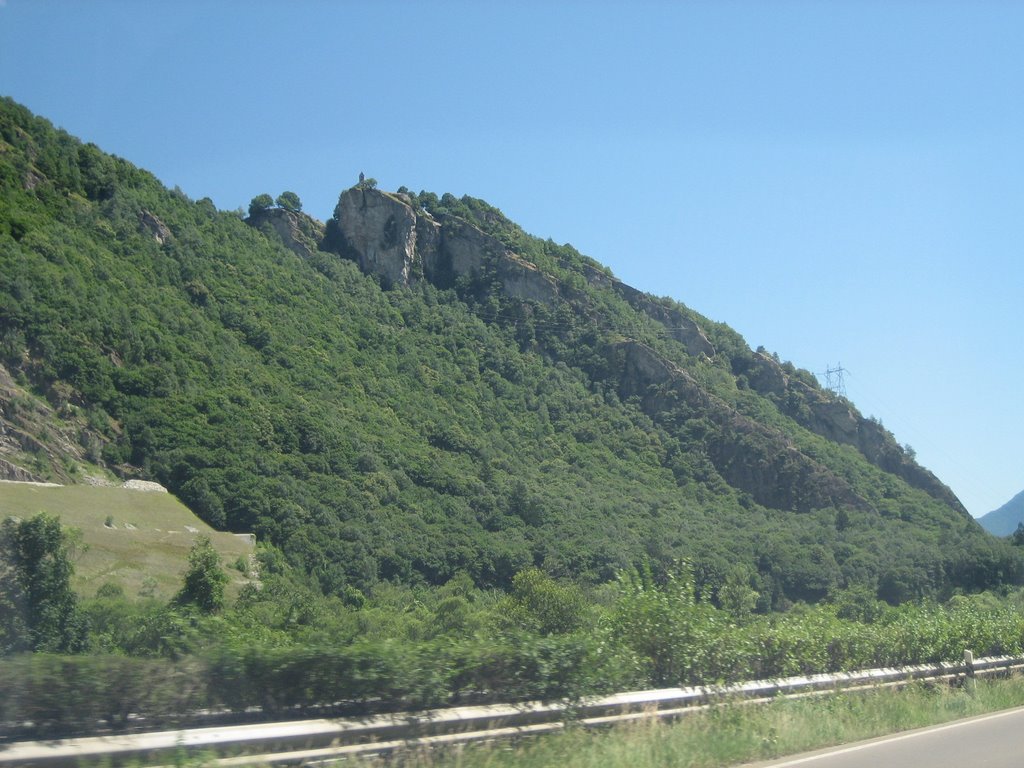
[4,552,1024,740]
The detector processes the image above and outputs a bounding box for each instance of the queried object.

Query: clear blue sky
[2,1,1021,517]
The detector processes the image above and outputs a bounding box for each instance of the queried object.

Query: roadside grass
[381,676,1024,768]
[0,483,254,600]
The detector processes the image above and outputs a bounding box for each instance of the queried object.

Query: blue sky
[1,1,1020,517]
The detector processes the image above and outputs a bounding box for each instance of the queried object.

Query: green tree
[275,191,302,212]
[175,536,228,613]
[608,562,716,685]
[504,567,587,635]
[718,567,759,621]
[0,513,88,653]
[248,193,274,217]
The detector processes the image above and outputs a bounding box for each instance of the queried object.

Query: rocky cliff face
[324,187,559,303]
[616,282,715,359]
[246,208,325,261]
[610,340,862,512]
[0,363,102,483]
[578,263,715,359]
[138,209,172,245]
[330,188,419,286]
[743,351,968,515]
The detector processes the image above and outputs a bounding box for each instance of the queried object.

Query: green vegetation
[0,95,1014,606]
[247,193,273,216]
[5,551,1024,740]
[0,484,252,599]
[2,96,1024,743]
[274,191,301,212]
[248,191,302,217]
[174,536,228,612]
[0,513,86,653]
[390,676,1024,768]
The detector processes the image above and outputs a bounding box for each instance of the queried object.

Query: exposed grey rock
[246,208,325,261]
[0,457,42,483]
[415,214,442,276]
[329,187,560,303]
[746,352,787,396]
[580,263,616,290]
[0,363,97,484]
[139,209,172,245]
[744,352,968,516]
[23,169,44,191]
[122,479,168,493]
[611,281,715,359]
[437,216,503,278]
[334,188,419,287]
[611,339,861,513]
[497,253,559,303]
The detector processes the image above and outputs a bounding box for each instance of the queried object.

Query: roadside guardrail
[2,651,1021,767]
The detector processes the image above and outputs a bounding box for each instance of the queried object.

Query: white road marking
[762,706,1024,766]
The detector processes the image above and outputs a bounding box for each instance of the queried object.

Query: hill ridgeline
[0,96,1017,605]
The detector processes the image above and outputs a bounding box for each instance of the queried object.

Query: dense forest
[1,96,1018,608]
[5,95,1024,736]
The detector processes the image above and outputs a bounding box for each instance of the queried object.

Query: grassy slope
[0,482,253,599]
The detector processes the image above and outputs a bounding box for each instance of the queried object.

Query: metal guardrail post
[964,649,976,693]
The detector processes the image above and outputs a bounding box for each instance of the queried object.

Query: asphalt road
[752,706,1024,767]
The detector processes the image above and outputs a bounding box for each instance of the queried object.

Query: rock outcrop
[743,352,968,516]
[139,209,172,245]
[609,340,861,513]
[576,263,715,359]
[325,187,559,302]
[0,457,41,483]
[802,386,965,514]
[0,363,97,484]
[610,279,715,359]
[745,352,787,397]
[331,188,419,286]
[246,208,325,261]
[497,253,559,303]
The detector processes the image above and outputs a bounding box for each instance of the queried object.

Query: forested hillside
[1,96,1018,608]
